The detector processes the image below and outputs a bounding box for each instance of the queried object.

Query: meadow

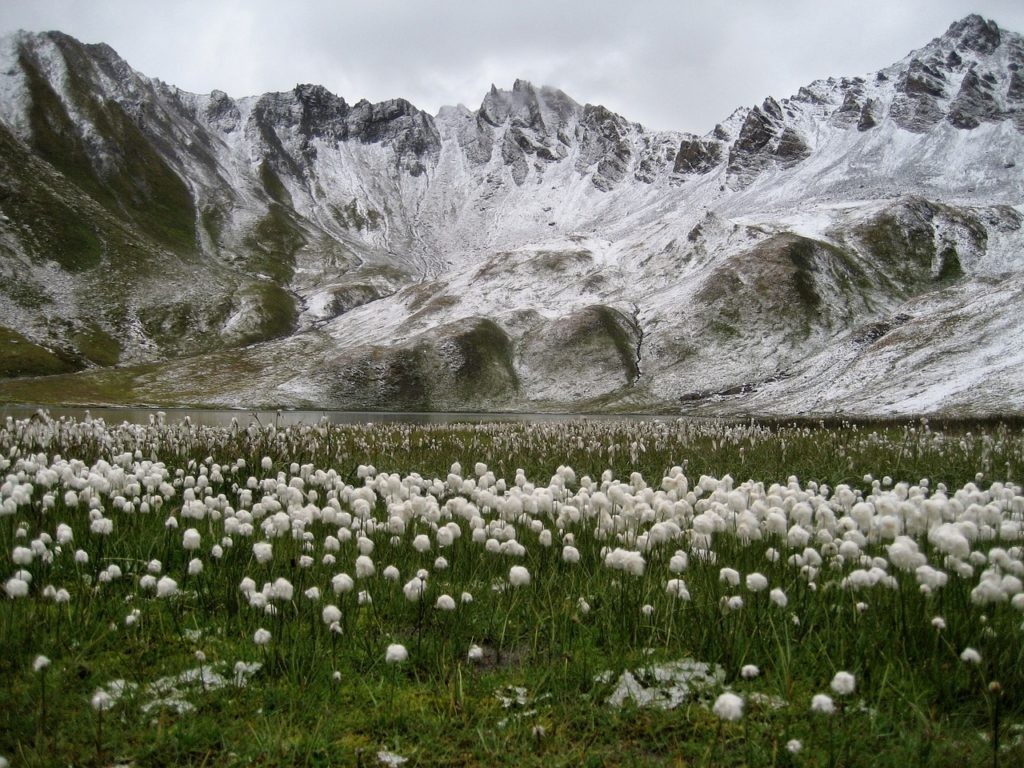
[2,411,1023,766]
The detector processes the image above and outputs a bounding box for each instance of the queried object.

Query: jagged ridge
[0,15,1022,415]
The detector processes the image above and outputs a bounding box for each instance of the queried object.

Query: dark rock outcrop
[673,137,722,174]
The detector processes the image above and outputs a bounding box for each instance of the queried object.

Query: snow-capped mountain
[0,14,1022,415]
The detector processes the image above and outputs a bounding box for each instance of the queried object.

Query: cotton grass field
[2,412,1024,767]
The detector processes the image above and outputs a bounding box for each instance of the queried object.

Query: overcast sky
[4,0,1024,133]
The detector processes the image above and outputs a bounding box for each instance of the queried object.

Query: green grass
[20,40,197,255]
[450,319,520,398]
[242,206,306,284]
[0,327,78,378]
[71,323,122,367]
[234,282,298,346]
[1,416,1023,765]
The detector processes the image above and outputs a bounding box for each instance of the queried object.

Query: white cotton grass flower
[745,573,768,592]
[253,541,273,564]
[931,616,946,630]
[33,655,51,672]
[960,647,982,664]
[182,528,201,551]
[509,565,531,587]
[467,644,484,662]
[403,577,425,602]
[331,573,354,595]
[435,594,456,611]
[603,548,645,576]
[786,739,802,754]
[322,605,342,625]
[187,558,203,576]
[830,671,855,696]
[383,565,400,582]
[741,664,760,679]
[304,586,321,601]
[769,588,788,608]
[719,567,740,587]
[641,604,654,617]
[271,577,294,601]
[810,694,835,714]
[669,552,688,573]
[665,579,690,600]
[91,689,114,712]
[433,557,448,571]
[253,628,272,646]
[412,534,431,553]
[562,545,581,563]
[712,692,744,722]
[355,555,375,578]
[461,591,473,604]
[385,643,408,664]
[155,576,178,598]
[4,577,29,599]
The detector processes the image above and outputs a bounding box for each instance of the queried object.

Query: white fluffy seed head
[156,576,178,599]
[810,694,835,714]
[712,692,744,722]
[745,573,768,592]
[830,671,855,696]
[960,647,982,664]
[91,690,114,712]
[252,541,273,564]
[403,577,425,602]
[509,565,531,587]
[182,528,201,551]
[385,643,408,664]
[435,594,456,611]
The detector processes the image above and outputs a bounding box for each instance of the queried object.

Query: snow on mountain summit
[0,16,1022,415]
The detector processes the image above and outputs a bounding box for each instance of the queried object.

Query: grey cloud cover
[3,0,1024,132]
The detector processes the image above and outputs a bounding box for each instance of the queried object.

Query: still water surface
[0,406,679,428]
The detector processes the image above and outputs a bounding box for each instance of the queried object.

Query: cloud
[3,0,1024,132]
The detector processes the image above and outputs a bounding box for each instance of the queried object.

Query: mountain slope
[0,15,1022,415]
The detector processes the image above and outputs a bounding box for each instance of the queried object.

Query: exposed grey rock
[576,104,632,191]
[948,68,1000,129]
[857,98,880,131]
[890,58,947,132]
[673,137,722,174]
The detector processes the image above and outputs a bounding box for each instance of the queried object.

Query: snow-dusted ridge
[0,15,1022,415]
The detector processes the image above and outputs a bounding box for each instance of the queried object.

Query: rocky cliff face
[0,15,1022,415]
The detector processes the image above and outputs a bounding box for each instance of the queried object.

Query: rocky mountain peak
[1,21,1024,416]
[943,14,1002,54]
